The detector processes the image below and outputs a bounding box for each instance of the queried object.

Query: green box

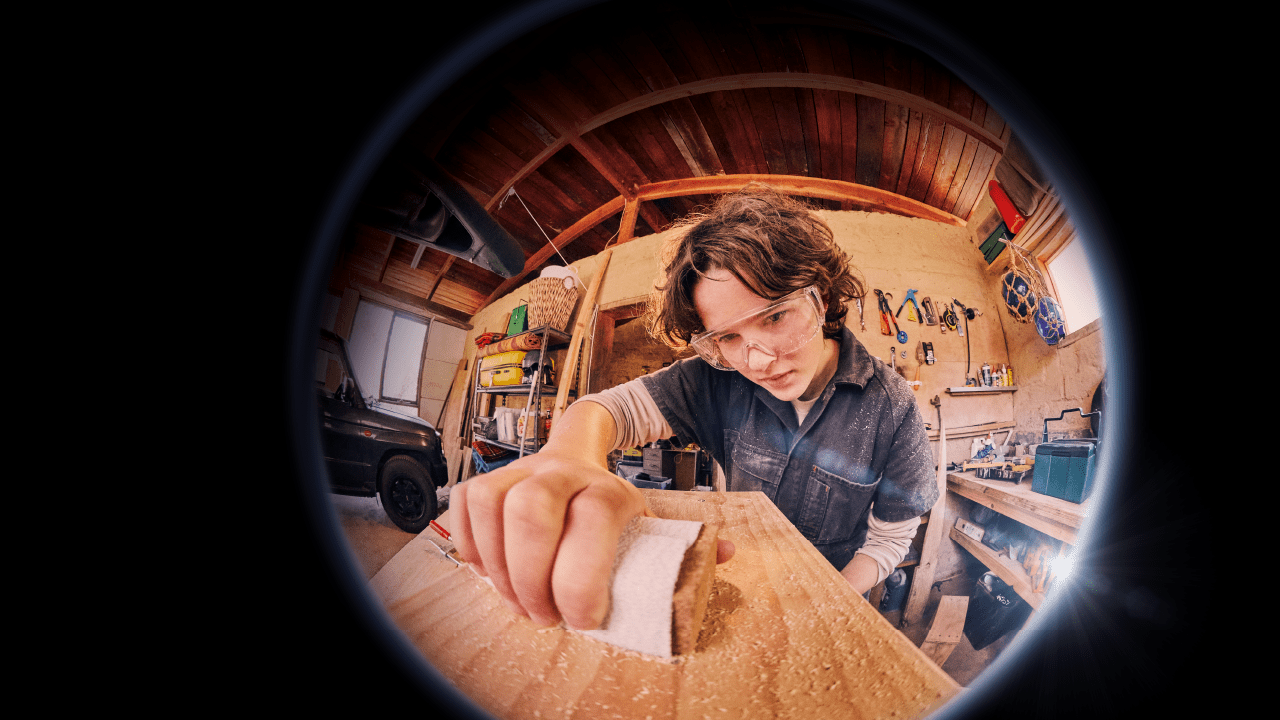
[980,221,1010,264]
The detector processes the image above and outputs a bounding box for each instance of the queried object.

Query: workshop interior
[308,2,1110,717]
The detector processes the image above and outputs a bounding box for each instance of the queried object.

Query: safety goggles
[689,286,824,371]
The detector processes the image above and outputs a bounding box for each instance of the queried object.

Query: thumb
[715,538,735,564]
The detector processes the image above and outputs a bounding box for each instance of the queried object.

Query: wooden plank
[919,595,969,667]
[925,419,1014,441]
[552,248,613,426]
[947,471,1086,539]
[902,397,948,629]
[373,491,960,720]
[949,526,1042,610]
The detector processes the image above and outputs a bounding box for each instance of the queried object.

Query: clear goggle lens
[690,287,823,371]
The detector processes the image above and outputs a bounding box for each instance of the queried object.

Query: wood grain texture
[371,491,959,720]
[671,523,720,656]
[946,472,1085,543]
[919,596,969,667]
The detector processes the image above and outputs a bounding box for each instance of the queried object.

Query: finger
[502,476,578,626]
[460,468,531,615]
[448,483,479,572]
[550,481,646,630]
[715,538,736,564]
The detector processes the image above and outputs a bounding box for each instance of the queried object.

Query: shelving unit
[465,326,572,472]
[944,471,1087,611]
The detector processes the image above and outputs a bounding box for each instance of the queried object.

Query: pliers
[873,289,907,343]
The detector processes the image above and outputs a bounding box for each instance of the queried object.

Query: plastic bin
[963,572,1032,650]
[628,474,672,490]
[472,448,517,475]
[1032,438,1099,503]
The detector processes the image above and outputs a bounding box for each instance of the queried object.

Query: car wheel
[379,456,437,534]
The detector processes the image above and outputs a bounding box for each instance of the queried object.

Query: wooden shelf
[476,384,572,395]
[946,386,1018,395]
[482,437,541,453]
[949,526,1044,610]
[946,471,1085,545]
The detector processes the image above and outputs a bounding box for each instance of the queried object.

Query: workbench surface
[370,490,960,720]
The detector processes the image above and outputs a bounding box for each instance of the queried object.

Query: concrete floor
[328,491,1020,689]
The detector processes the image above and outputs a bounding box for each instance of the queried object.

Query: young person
[450,186,937,631]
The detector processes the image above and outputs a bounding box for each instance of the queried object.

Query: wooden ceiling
[332,1,1013,327]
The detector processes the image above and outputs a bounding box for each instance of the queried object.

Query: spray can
[981,362,992,386]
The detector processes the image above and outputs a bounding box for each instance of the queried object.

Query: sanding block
[580,516,719,658]
[456,515,720,658]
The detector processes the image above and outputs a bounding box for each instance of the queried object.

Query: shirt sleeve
[854,508,920,586]
[576,380,675,450]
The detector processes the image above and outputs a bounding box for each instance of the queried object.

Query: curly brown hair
[646,184,865,349]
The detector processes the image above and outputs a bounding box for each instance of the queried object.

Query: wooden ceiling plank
[879,103,909,191]
[466,126,533,179]
[753,24,813,177]
[684,16,769,174]
[670,97,725,176]
[854,95,886,187]
[796,26,840,182]
[638,202,669,234]
[348,275,475,329]
[942,134,981,215]
[924,125,967,208]
[949,97,991,217]
[575,74,1005,154]
[904,112,944,201]
[715,21,788,176]
[481,195,628,307]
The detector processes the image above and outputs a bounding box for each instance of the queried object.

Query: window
[348,300,430,409]
[1044,237,1101,334]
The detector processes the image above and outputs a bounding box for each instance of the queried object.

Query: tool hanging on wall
[952,298,980,385]
[896,289,924,324]
[941,301,958,334]
[874,289,891,336]
[875,289,907,343]
[855,296,866,331]
[923,341,936,364]
[921,297,938,326]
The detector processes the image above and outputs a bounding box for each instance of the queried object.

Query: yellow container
[480,350,527,371]
[480,366,524,387]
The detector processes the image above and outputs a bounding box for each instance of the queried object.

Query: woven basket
[526,277,579,332]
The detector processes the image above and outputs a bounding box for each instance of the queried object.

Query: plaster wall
[442,204,1105,494]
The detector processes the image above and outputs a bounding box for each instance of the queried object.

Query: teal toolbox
[1031,408,1102,504]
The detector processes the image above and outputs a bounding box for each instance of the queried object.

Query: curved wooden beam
[584,74,1006,154]
[637,174,966,227]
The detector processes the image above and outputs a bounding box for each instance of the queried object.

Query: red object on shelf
[988,180,1026,234]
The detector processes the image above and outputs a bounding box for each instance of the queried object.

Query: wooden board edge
[671,522,719,656]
